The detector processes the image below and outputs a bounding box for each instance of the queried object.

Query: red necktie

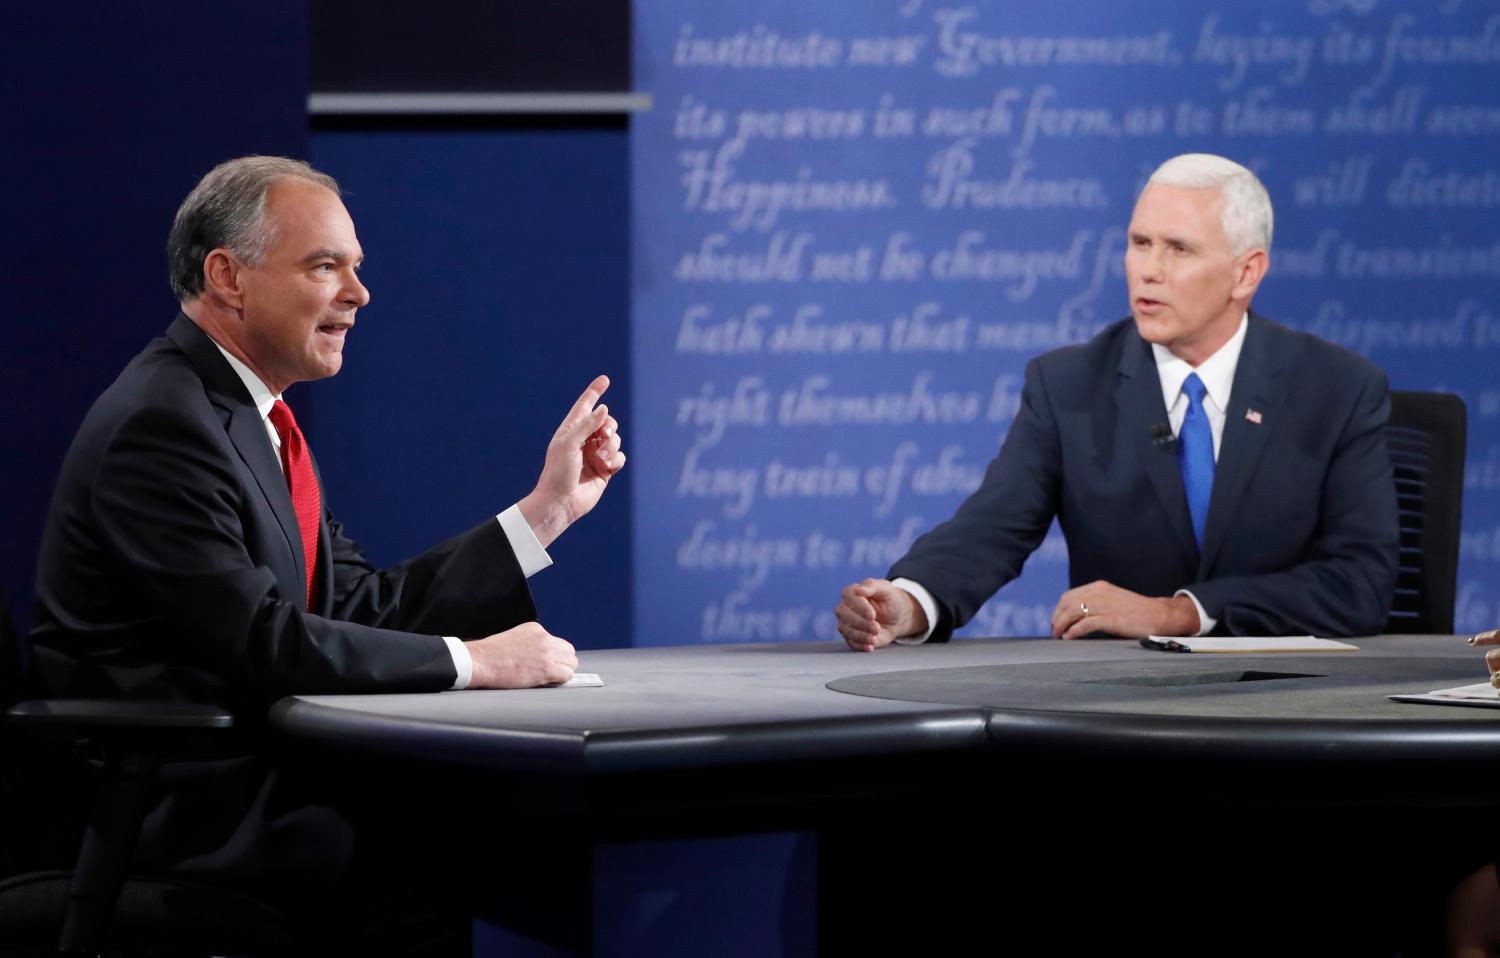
[268,399,321,608]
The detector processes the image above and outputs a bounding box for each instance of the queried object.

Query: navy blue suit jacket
[889,313,1399,640]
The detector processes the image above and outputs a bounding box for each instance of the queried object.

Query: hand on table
[1471,629,1500,694]
[835,578,928,652]
[519,375,626,548]
[465,622,578,688]
[1050,580,1200,640]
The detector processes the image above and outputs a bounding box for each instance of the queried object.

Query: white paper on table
[1143,635,1359,653]
[561,672,604,688]
[1389,681,1500,709]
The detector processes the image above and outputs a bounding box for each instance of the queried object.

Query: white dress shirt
[211,342,550,688]
[893,314,1249,643]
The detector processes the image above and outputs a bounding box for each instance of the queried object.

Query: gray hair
[167,156,340,302]
[1145,153,1273,255]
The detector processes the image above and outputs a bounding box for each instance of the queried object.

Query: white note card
[1144,636,1359,653]
[1389,682,1500,709]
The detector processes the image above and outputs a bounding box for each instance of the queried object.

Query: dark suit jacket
[28,314,539,888]
[889,313,1399,641]
[32,314,536,707]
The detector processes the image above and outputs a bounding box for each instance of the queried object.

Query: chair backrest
[0,595,283,954]
[1385,390,1467,634]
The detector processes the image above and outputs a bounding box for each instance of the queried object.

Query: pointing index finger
[567,375,611,424]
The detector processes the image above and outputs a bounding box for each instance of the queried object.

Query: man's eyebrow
[299,248,364,265]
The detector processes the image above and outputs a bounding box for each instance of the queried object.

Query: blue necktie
[1178,373,1214,547]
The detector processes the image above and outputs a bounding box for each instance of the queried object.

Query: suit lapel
[1115,334,1200,566]
[1198,314,1290,577]
[167,315,308,592]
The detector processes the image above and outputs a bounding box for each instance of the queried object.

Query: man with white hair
[836,153,1398,648]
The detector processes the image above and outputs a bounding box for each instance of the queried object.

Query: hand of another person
[519,375,626,548]
[464,622,578,688]
[1051,580,1200,640]
[1470,629,1500,694]
[835,578,928,652]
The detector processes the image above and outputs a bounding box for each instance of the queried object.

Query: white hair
[1145,153,1273,255]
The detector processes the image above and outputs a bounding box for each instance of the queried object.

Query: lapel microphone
[1150,423,1176,450]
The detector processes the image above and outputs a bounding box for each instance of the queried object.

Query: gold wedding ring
[1080,602,1089,616]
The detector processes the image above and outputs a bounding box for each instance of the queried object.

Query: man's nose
[344,271,371,308]
[1139,247,1166,281]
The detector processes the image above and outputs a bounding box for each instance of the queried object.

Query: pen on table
[1139,637,1189,653]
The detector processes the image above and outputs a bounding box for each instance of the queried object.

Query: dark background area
[309,0,629,92]
[0,1,308,633]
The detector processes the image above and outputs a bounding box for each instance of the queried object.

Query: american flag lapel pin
[1245,408,1263,425]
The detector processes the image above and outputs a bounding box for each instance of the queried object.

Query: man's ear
[202,248,244,309]
[1232,248,1268,302]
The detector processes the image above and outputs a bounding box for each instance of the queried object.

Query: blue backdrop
[307,125,632,651]
[631,0,1500,646]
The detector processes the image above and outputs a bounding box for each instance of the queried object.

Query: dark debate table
[270,636,1500,956]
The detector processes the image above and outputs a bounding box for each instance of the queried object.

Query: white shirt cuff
[497,504,553,578]
[1175,589,1216,636]
[442,635,473,690]
[890,578,940,644]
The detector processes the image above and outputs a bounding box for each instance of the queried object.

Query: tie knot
[268,399,298,438]
[1182,372,1207,406]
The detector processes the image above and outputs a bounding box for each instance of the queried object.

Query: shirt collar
[209,340,280,422]
[1152,313,1249,412]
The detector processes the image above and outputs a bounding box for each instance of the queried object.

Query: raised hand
[519,375,626,548]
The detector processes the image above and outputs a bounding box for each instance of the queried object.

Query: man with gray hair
[30,155,626,949]
[836,153,1397,648]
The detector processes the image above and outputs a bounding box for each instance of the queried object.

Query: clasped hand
[1472,630,1500,692]
[835,579,928,651]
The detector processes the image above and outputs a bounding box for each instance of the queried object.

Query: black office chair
[1384,390,1467,635]
[0,593,295,956]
